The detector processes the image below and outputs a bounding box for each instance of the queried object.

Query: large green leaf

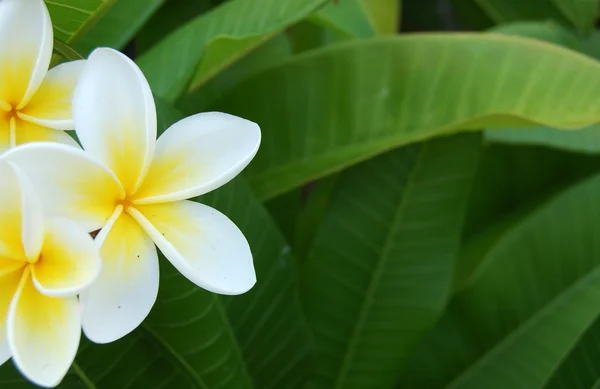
[484,23,600,154]
[0,104,311,389]
[456,143,600,291]
[398,171,600,389]
[136,0,328,102]
[44,0,117,44]
[215,34,600,200]
[73,0,165,56]
[302,133,481,389]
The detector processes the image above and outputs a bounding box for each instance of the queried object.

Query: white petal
[0,260,24,366]
[0,0,52,108]
[131,200,256,295]
[3,143,124,232]
[135,112,261,204]
[19,60,86,130]
[81,213,158,344]
[8,269,81,388]
[14,118,80,148]
[0,161,43,259]
[73,48,156,194]
[9,162,44,260]
[32,218,102,297]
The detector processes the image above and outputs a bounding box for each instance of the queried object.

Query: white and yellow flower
[5,48,261,344]
[0,160,101,387]
[0,0,82,152]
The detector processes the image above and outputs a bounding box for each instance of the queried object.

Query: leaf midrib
[444,264,600,389]
[332,143,427,389]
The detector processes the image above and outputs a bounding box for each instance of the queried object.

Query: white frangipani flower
[5,48,261,344]
[0,0,83,152]
[0,160,101,388]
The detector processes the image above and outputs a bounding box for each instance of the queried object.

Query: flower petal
[131,200,256,295]
[9,162,44,260]
[32,218,101,298]
[0,0,52,108]
[3,143,123,232]
[81,213,158,344]
[8,268,80,388]
[0,161,25,258]
[19,60,86,130]
[134,113,260,204]
[0,160,44,260]
[15,118,80,148]
[0,260,24,365]
[0,115,9,153]
[73,48,156,194]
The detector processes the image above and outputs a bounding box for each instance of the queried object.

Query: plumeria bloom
[0,0,83,152]
[5,48,261,344]
[0,160,101,387]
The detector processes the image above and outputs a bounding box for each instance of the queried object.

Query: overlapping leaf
[399,171,600,389]
[302,134,481,389]
[216,34,600,200]
[44,0,116,44]
[484,22,600,154]
[452,0,596,33]
[73,0,164,56]
[136,0,329,102]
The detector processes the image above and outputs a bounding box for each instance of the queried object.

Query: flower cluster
[0,1,260,387]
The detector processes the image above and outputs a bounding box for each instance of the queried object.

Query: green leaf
[484,23,600,153]
[399,171,600,389]
[73,0,165,57]
[136,0,329,103]
[543,313,600,389]
[0,104,312,389]
[451,0,596,33]
[302,133,481,389]
[362,0,400,34]
[310,0,377,38]
[44,0,117,45]
[456,143,600,292]
[216,34,600,200]
[266,174,340,265]
[180,32,293,113]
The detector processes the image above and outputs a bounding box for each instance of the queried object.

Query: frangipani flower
[0,161,101,387]
[0,0,82,152]
[5,48,261,344]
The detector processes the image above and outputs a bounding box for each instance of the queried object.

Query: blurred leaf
[73,0,165,56]
[311,0,377,38]
[180,32,293,113]
[135,0,214,54]
[456,144,600,291]
[0,103,312,389]
[266,174,340,265]
[136,0,329,103]
[302,133,481,389]
[543,312,600,389]
[44,0,116,44]
[489,20,581,47]
[217,34,600,200]
[485,22,600,153]
[399,171,600,389]
[451,0,596,33]
[463,143,600,239]
[363,0,400,34]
